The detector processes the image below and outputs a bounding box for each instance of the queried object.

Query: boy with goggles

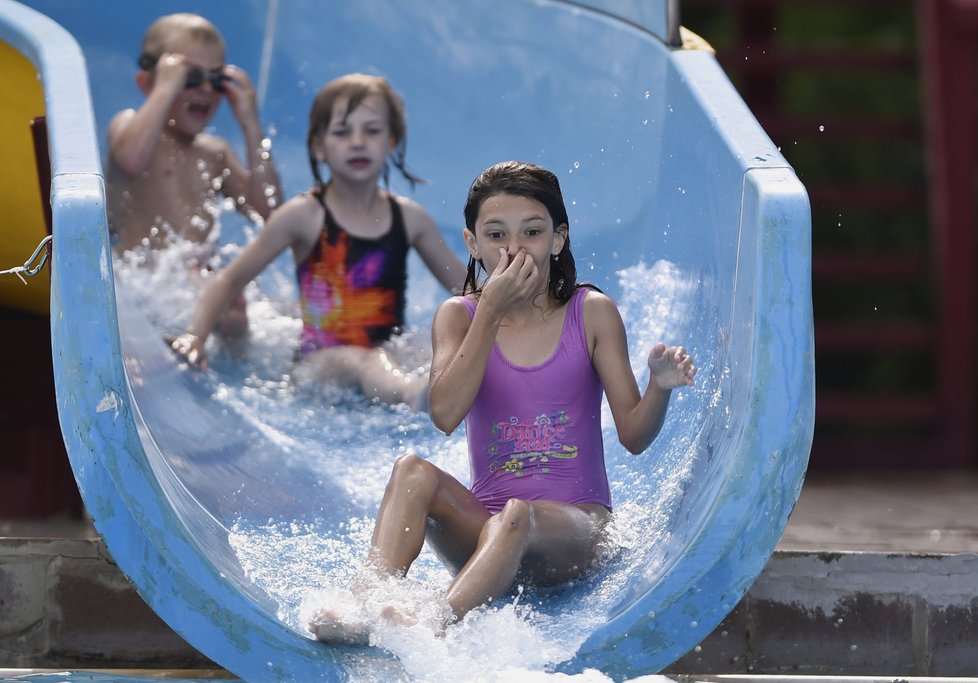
[137,53,231,93]
[108,12,281,252]
[107,13,281,336]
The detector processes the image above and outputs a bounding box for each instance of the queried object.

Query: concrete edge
[2,540,976,674]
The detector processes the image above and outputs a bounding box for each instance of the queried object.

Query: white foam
[117,244,712,680]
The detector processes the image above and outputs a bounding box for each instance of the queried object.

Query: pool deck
[1,469,977,676]
[779,469,978,554]
[5,469,976,550]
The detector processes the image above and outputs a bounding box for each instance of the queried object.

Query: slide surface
[1,1,813,680]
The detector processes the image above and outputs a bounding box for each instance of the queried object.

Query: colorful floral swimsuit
[460,288,611,514]
[296,189,408,355]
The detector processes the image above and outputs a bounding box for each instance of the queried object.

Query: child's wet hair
[140,13,225,64]
[462,161,579,302]
[306,74,424,189]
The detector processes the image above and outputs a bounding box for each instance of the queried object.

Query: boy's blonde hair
[141,13,225,61]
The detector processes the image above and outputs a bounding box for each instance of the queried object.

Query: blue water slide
[1,0,813,680]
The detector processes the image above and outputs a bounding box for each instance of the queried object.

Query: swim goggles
[138,54,230,93]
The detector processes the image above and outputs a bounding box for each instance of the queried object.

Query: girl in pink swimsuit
[310,161,696,643]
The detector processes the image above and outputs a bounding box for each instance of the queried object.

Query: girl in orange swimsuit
[169,73,465,410]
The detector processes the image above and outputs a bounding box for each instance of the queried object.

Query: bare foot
[308,606,370,645]
[379,604,418,627]
[378,603,453,637]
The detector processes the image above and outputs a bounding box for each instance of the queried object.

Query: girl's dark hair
[462,160,584,303]
[306,73,425,189]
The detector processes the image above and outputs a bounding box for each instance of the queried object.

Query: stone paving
[1,469,977,674]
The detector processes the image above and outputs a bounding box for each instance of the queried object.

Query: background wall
[684,0,976,470]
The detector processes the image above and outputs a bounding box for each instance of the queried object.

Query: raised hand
[152,53,192,94]
[221,64,259,128]
[648,343,696,389]
[479,248,539,316]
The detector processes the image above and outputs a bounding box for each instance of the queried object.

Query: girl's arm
[587,291,696,454]
[428,249,538,433]
[399,198,467,292]
[169,195,318,367]
[428,298,489,434]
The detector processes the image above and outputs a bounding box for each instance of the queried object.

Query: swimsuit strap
[313,184,401,246]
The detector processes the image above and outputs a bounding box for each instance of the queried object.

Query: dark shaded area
[684,0,975,469]
[0,308,84,519]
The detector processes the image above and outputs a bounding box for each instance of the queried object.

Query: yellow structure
[0,38,49,314]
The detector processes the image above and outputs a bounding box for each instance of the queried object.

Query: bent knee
[488,499,532,536]
[389,453,437,493]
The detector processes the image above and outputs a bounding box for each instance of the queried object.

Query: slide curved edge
[563,49,815,674]
[0,2,344,680]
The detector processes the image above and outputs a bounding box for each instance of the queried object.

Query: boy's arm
[217,65,282,221]
[400,198,467,292]
[108,55,188,176]
[588,292,695,454]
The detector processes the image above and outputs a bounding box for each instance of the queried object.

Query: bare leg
[311,454,488,644]
[293,346,362,388]
[367,454,489,575]
[444,500,610,620]
[294,347,427,410]
[353,348,428,411]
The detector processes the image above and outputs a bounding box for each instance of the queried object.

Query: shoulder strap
[459,295,477,319]
[387,194,409,245]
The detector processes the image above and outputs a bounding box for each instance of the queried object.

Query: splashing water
[113,242,715,681]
